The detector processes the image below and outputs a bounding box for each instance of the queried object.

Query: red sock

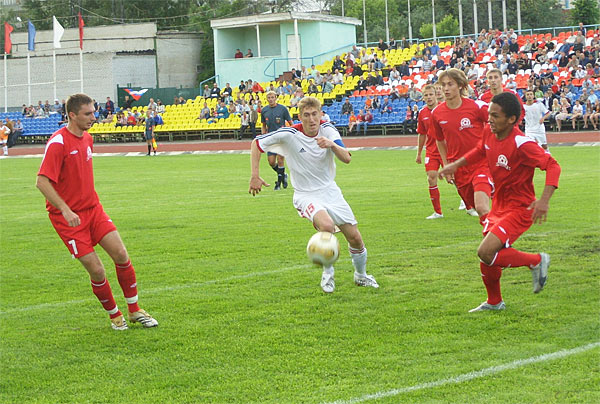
[116,260,140,313]
[429,186,442,214]
[480,262,503,305]
[493,248,541,268]
[91,278,121,319]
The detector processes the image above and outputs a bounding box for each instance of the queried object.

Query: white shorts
[293,184,357,226]
[525,130,547,145]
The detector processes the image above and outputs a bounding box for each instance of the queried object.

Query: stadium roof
[210,12,362,29]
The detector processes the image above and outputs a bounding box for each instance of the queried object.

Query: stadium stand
[5,27,599,144]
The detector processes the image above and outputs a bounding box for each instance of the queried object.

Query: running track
[5,131,600,156]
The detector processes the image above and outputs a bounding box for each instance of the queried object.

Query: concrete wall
[1,23,202,109]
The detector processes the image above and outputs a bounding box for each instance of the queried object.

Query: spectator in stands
[291,68,302,83]
[290,88,304,107]
[348,111,357,133]
[245,49,253,58]
[126,111,137,126]
[554,98,571,131]
[222,83,233,98]
[238,80,246,94]
[43,100,52,114]
[322,78,333,93]
[399,37,409,49]
[210,82,221,98]
[50,99,61,115]
[579,88,590,104]
[583,100,595,129]
[216,101,229,119]
[332,55,345,72]
[356,109,372,135]
[399,61,410,77]
[173,95,180,105]
[235,49,243,58]
[104,97,114,118]
[9,119,22,147]
[582,75,594,92]
[155,100,164,114]
[420,55,432,73]
[34,105,47,119]
[198,102,210,120]
[147,98,157,111]
[332,68,344,85]
[408,84,422,102]
[571,100,584,129]
[252,81,264,93]
[115,112,127,127]
[321,110,331,123]
[21,104,28,115]
[505,76,517,91]
[429,40,440,56]
[506,56,519,75]
[202,85,210,98]
[389,66,401,82]
[373,70,384,86]
[403,104,419,134]
[378,39,388,51]
[341,98,354,115]
[388,38,397,50]
[389,86,402,101]
[227,102,237,116]
[380,97,392,114]
[101,112,114,124]
[590,102,600,130]
[357,76,369,91]
[178,96,185,104]
[307,79,318,94]
[373,54,385,70]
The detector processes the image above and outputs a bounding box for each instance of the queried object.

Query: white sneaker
[321,272,335,293]
[426,212,444,219]
[466,208,479,217]
[468,301,506,312]
[110,315,129,331]
[354,272,379,288]
[128,309,158,328]
[458,200,466,210]
[530,252,550,293]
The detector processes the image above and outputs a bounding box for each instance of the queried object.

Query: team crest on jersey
[496,154,511,170]
[459,117,472,131]
[86,146,93,161]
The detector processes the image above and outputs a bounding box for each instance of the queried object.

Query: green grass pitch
[1,147,598,403]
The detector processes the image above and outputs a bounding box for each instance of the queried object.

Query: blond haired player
[250,96,378,293]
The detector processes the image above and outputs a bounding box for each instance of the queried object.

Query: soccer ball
[306,232,340,266]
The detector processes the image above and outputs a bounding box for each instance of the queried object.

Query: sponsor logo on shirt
[496,154,511,170]
[484,144,490,150]
[70,150,78,155]
[439,120,448,124]
[459,117,473,131]
[86,146,93,161]
[299,147,307,153]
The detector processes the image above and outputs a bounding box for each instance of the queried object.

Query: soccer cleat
[282,173,288,189]
[274,182,281,191]
[426,212,444,219]
[458,200,466,210]
[468,301,506,312]
[466,208,479,217]
[530,253,550,293]
[128,309,158,328]
[321,272,335,293]
[110,315,129,331]
[354,272,379,288]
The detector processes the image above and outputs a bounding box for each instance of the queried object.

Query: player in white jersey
[249,96,379,293]
[523,89,551,150]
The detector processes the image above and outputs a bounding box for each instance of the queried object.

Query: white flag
[53,16,64,48]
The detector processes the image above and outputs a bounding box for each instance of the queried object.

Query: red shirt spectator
[234,49,243,59]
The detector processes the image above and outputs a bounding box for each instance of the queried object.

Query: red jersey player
[479,68,525,123]
[415,84,444,219]
[36,93,158,330]
[430,68,493,223]
[440,92,560,312]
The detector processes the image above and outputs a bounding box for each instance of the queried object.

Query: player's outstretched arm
[36,175,80,227]
[249,139,270,195]
[316,137,351,164]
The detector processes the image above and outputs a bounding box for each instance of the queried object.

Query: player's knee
[427,175,437,187]
[477,246,494,265]
[112,247,129,265]
[316,221,336,233]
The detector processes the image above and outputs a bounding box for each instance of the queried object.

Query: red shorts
[49,204,117,258]
[483,207,533,247]
[424,154,443,172]
[454,164,494,208]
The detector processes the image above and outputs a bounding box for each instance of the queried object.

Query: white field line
[0,230,568,315]
[322,341,600,404]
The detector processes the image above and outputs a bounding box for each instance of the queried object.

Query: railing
[199,74,220,88]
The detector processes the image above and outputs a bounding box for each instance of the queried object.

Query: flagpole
[53,49,57,101]
[79,49,83,93]
[3,53,7,113]
[27,52,31,106]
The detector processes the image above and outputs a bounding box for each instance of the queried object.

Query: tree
[419,14,459,39]
[570,0,600,26]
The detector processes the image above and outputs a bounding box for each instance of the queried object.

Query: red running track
[7,132,599,156]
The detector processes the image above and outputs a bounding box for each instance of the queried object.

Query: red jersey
[430,97,489,162]
[38,127,100,214]
[416,105,440,157]
[479,88,525,123]
[464,125,560,212]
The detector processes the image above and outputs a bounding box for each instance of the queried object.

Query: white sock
[323,265,334,275]
[349,246,367,275]
[2,145,7,155]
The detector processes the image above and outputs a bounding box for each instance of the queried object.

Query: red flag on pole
[78,12,85,50]
[4,22,14,54]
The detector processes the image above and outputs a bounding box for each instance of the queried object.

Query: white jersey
[523,101,548,136]
[256,122,343,193]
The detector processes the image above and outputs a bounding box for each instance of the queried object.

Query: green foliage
[420,14,459,39]
[570,0,600,25]
[0,147,599,403]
